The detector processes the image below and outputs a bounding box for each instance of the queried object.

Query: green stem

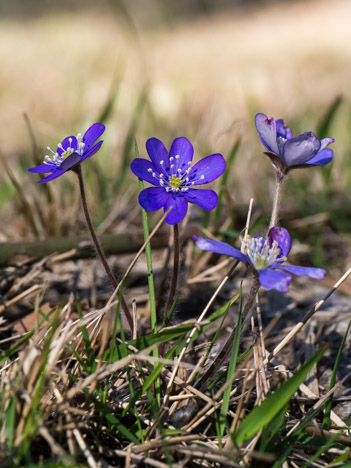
[74,165,133,333]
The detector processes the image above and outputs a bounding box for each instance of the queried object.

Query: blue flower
[255,113,334,173]
[131,137,226,225]
[193,227,326,293]
[28,123,105,183]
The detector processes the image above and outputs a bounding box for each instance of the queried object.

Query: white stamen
[245,237,283,270]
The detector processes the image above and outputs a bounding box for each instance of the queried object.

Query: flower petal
[138,187,169,211]
[320,137,335,151]
[38,169,66,183]
[305,148,333,166]
[83,123,105,150]
[193,236,250,264]
[163,194,188,225]
[276,119,292,140]
[255,113,279,155]
[57,136,77,155]
[268,227,291,258]
[187,154,226,185]
[130,159,159,186]
[28,163,57,173]
[258,269,292,292]
[283,132,321,166]
[168,137,194,173]
[184,188,218,210]
[80,141,103,161]
[146,138,169,174]
[60,152,81,171]
[277,264,326,280]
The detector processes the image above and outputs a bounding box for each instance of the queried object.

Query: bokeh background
[1,0,350,271]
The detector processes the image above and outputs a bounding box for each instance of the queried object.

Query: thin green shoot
[214,135,241,230]
[160,295,178,329]
[232,347,325,446]
[219,285,243,444]
[114,88,148,193]
[323,318,351,430]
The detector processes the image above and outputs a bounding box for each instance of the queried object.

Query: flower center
[148,158,199,193]
[43,133,85,167]
[277,136,287,156]
[245,236,283,270]
[169,174,183,190]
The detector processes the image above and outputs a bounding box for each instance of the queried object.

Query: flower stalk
[73,165,133,332]
[165,223,180,319]
[269,172,285,230]
[195,278,261,390]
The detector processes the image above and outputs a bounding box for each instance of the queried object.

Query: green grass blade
[219,285,243,443]
[300,432,340,468]
[317,95,342,139]
[122,339,181,417]
[4,395,16,452]
[77,299,96,373]
[160,295,178,329]
[207,344,255,391]
[258,404,288,453]
[134,138,157,334]
[106,296,235,362]
[0,307,57,365]
[114,89,148,193]
[90,395,139,445]
[232,347,325,446]
[323,318,351,430]
[317,96,342,188]
[96,78,120,125]
[214,135,241,230]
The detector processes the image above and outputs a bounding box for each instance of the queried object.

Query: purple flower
[193,227,326,293]
[131,137,226,225]
[255,113,334,173]
[28,123,105,183]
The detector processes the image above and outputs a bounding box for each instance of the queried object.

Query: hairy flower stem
[269,172,285,230]
[164,223,180,320]
[74,165,133,333]
[195,278,260,391]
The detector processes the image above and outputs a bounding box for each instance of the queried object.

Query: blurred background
[0,0,350,271]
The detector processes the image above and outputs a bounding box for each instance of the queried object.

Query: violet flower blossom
[193,227,326,293]
[28,123,105,183]
[131,137,226,225]
[255,113,334,174]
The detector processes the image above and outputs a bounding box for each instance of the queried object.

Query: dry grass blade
[286,370,351,437]
[0,284,41,314]
[264,265,351,365]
